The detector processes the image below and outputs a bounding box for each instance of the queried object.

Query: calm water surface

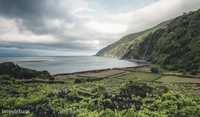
[0,56,138,74]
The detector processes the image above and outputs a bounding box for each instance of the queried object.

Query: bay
[0,56,138,74]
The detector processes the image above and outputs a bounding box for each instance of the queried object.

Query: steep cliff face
[97,9,200,72]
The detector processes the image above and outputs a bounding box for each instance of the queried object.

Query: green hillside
[96,21,170,58]
[97,9,200,73]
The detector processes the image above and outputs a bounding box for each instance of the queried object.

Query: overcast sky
[0,0,200,56]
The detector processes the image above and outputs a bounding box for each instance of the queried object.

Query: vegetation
[97,8,200,73]
[129,9,200,73]
[96,20,170,58]
[0,62,52,79]
[1,64,200,117]
[150,67,160,74]
[1,7,200,117]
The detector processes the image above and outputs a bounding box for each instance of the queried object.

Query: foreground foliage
[1,72,200,117]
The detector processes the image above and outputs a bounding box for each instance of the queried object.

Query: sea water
[0,56,138,74]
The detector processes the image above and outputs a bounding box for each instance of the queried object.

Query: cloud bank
[0,0,200,56]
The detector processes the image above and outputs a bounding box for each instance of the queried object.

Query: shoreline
[53,57,150,76]
[0,56,151,76]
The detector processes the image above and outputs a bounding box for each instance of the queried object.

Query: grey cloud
[0,0,74,35]
[0,0,128,54]
[0,0,200,57]
[0,0,93,54]
[0,39,98,52]
[0,0,70,19]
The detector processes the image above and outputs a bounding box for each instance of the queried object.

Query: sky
[0,0,200,56]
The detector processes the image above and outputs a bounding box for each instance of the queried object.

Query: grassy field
[1,67,200,117]
[157,76,200,83]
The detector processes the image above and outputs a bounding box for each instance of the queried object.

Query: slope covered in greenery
[97,9,200,72]
[124,9,200,72]
[96,21,170,58]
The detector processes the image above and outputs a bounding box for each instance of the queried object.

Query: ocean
[0,56,138,74]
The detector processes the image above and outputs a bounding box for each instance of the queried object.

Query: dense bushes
[150,67,160,74]
[1,74,200,117]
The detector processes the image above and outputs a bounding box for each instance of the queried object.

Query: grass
[157,76,200,83]
[118,72,160,81]
[1,70,200,117]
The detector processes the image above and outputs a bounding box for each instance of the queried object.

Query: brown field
[54,65,200,86]
[77,69,127,78]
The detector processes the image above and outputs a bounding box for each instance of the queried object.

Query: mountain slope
[126,9,200,72]
[97,9,200,72]
[96,21,170,58]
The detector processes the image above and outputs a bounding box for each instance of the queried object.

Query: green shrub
[150,67,160,74]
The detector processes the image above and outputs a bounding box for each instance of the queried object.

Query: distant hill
[96,20,170,58]
[97,9,200,73]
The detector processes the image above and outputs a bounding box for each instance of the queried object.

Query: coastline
[0,56,142,75]
[53,56,150,76]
